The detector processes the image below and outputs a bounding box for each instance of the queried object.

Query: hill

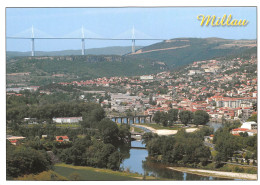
[127,38,256,68]
[6,38,257,86]
[6,46,143,58]
[6,55,167,86]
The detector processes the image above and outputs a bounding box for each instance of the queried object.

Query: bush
[7,145,52,178]
[15,170,68,180]
[234,166,244,173]
[69,172,81,181]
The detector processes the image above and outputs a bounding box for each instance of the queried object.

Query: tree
[97,118,119,144]
[193,110,210,126]
[179,110,193,125]
[168,109,178,125]
[247,113,257,123]
[253,103,257,111]
[81,106,106,129]
[7,145,51,178]
[118,124,131,143]
[145,129,211,165]
[142,132,158,145]
[107,151,122,170]
[160,112,169,127]
[239,132,248,137]
[153,111,161,124]
[214,129,240,162]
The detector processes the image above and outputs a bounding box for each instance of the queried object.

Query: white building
[52,117,83,124]
[241,121,257,130]
[140,75,154,80]
[188,70,203,75]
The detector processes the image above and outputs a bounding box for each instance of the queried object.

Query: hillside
[6,55,167,86]
[6,46,143,58]
[6,38,257,86]
[128,38,256,68]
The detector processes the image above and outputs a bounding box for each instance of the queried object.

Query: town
[6,53,258,180]
[9,56,255,125]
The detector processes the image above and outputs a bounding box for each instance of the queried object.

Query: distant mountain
[6,46,143,58]
[127,37,256,68]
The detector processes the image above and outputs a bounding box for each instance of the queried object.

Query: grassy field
[15,170,68,181]
[53,163,156,181]
[55,124,81,128]
[131,126,145,133]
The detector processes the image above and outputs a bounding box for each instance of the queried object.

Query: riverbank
[135,124,198,135]
[53,163,158,180]
[167,167,257,180]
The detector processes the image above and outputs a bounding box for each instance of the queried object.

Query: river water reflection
[120,123,236,180]
[120,140,232,180]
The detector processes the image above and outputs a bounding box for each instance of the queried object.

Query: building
[56,136,69,142]
[214,97,257,109]
[188,70,203,75]
[231,128,249,136]
[7,135,26,145]
[140,75,154,80]
[241,121,257,130]
[52,117,83,124]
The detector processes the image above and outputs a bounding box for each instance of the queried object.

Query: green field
[55,124,81,128]
[53,163,152,181]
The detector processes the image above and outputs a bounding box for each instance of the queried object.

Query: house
[247,130,257,136]
[204,134,214,142]
[7,136,26,145]
[56,136,69,142]
[9,140,19,145]
[231,128,249,136]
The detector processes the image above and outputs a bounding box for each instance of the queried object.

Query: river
[120,122,236,180]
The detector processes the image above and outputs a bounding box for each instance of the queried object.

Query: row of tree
[213,126,257,164]
[152,109,210,126]
[143,127,213,165]
[58,136,123,170]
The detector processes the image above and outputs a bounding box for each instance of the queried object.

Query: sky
[6,7,257,52]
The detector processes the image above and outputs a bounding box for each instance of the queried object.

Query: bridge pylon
[81,26,85,55]
[31,25,35,56]
[131,26,135,53]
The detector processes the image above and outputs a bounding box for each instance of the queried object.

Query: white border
[1,1,259,185]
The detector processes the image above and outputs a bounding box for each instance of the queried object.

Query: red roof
[10,140,18,143]
[232,128,249,131]
[56,136,69,141]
